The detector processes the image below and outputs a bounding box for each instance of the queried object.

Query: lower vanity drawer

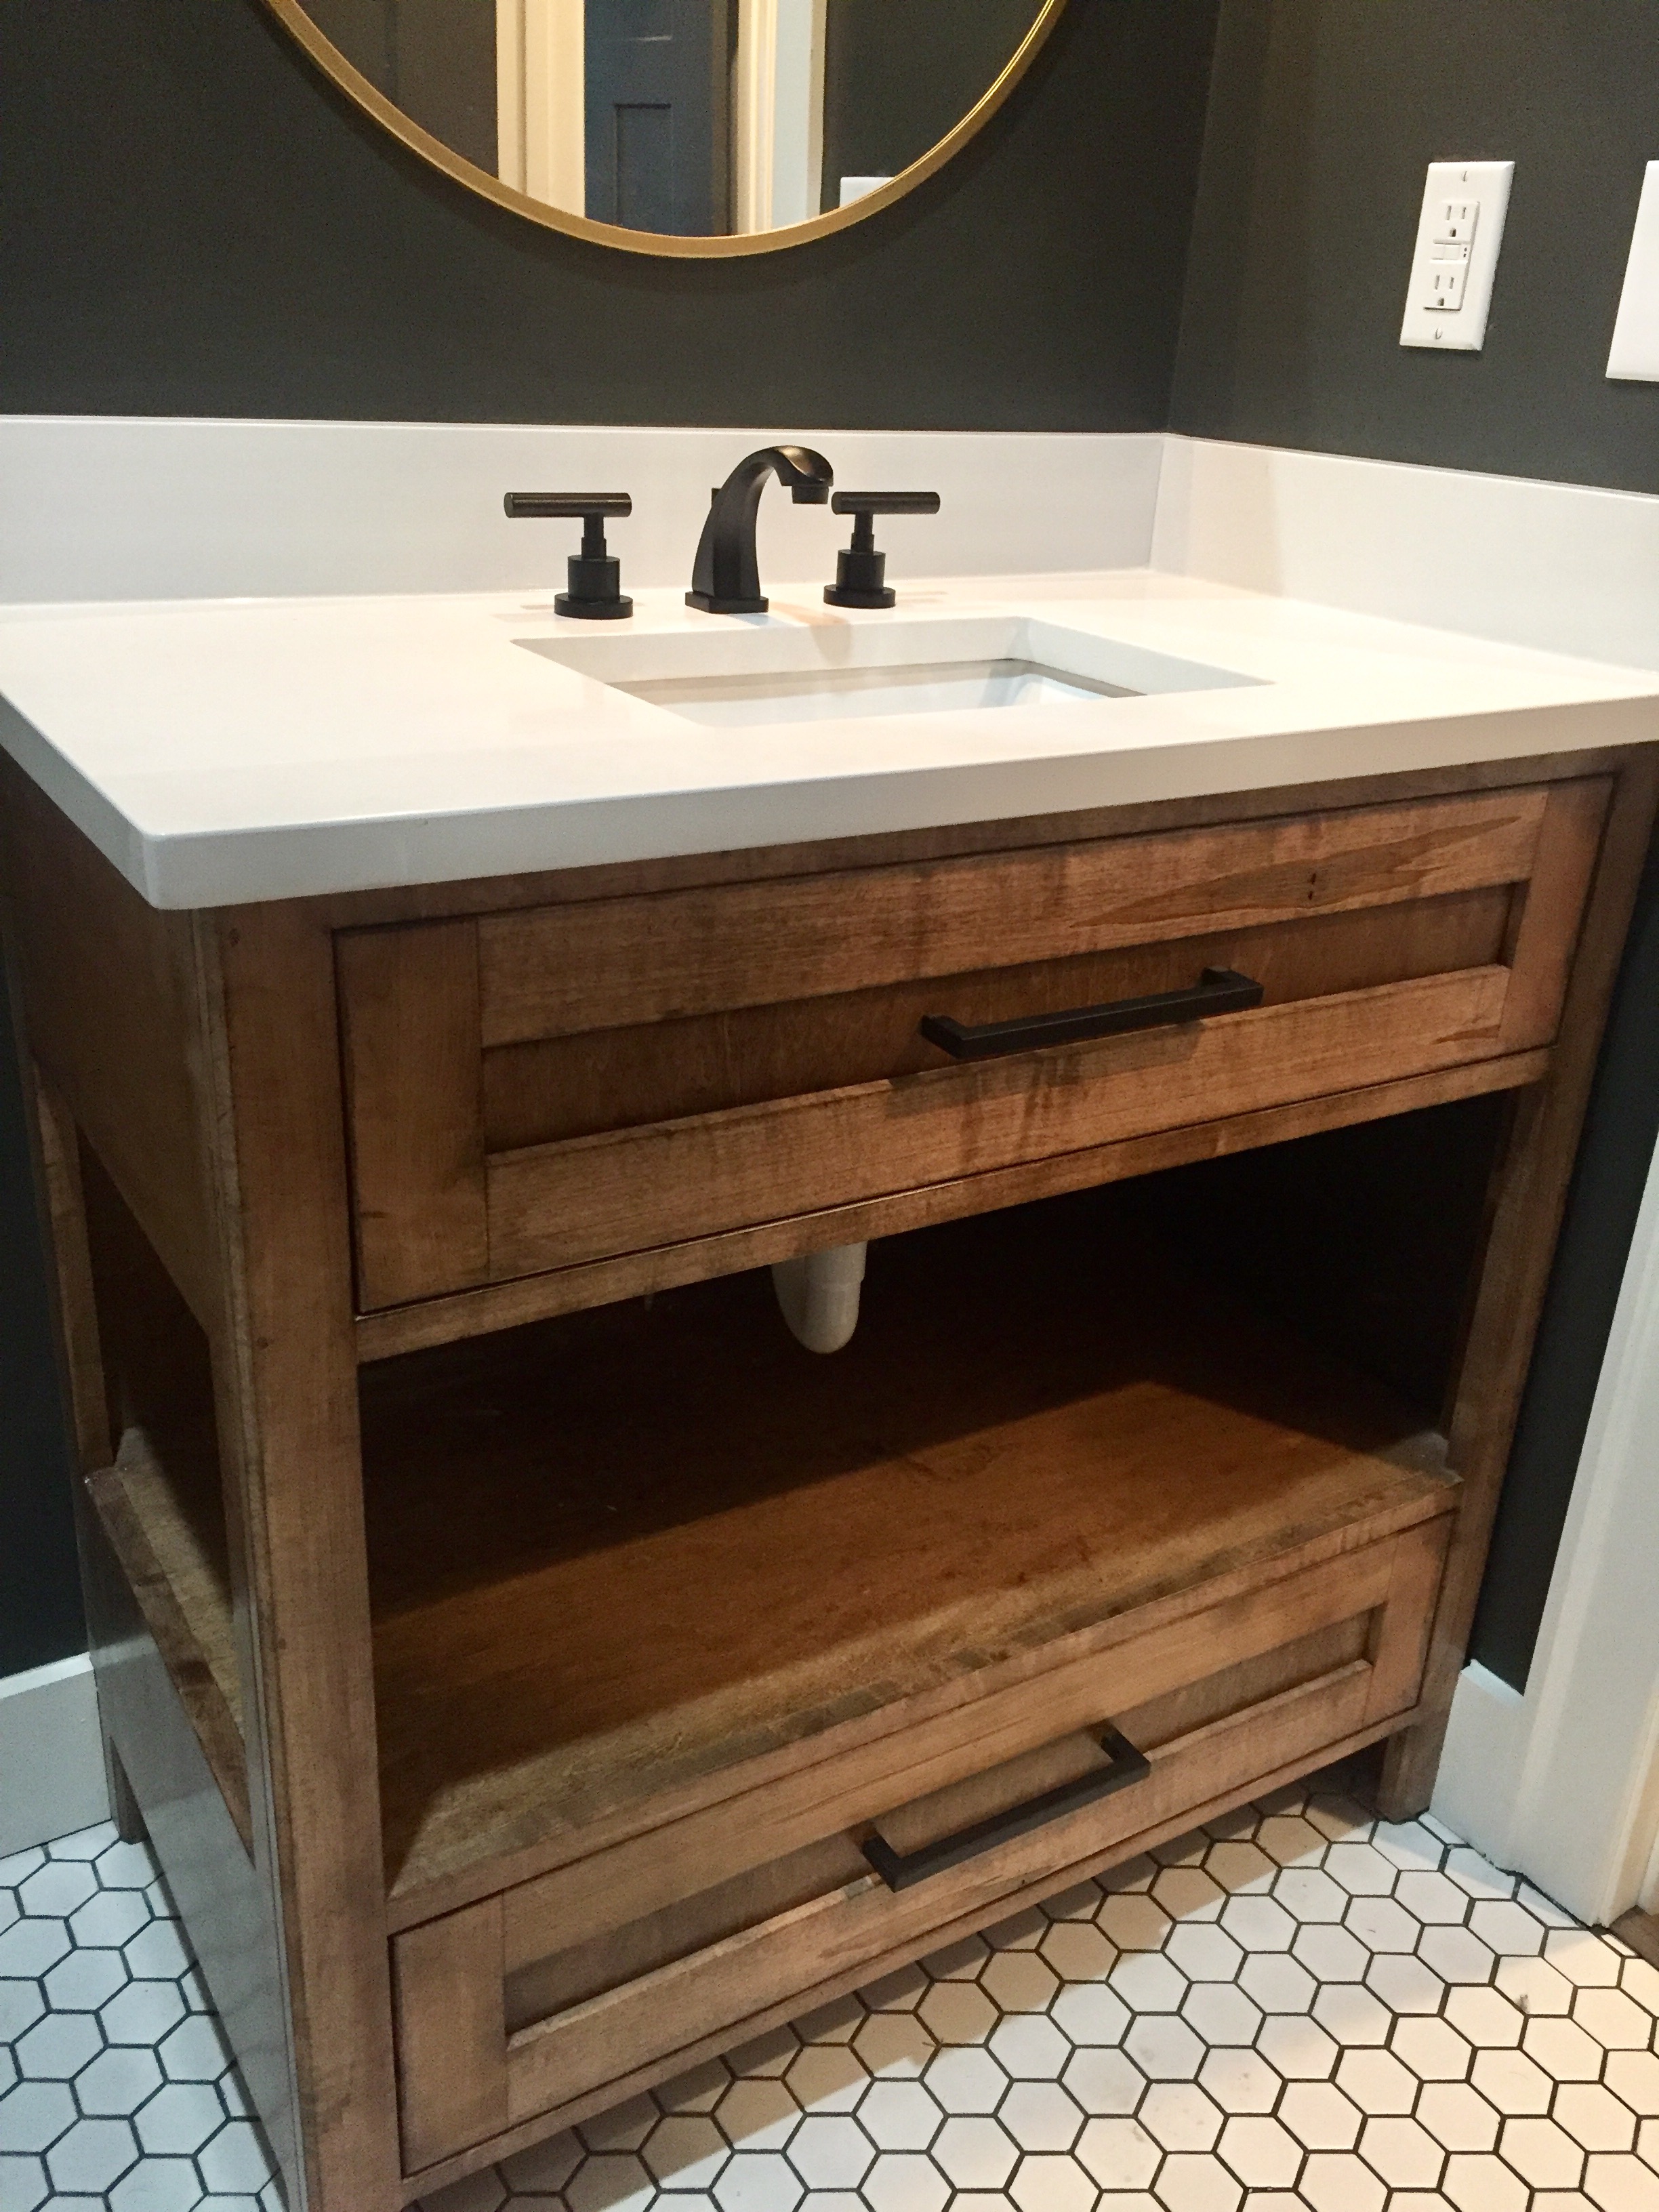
[340,778,1609,1312]
[390,1511,1450,2180]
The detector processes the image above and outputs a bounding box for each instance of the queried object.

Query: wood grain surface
[366,1197,1454,1902]
[476,786,1549,1044]
[485,966,1513,1279]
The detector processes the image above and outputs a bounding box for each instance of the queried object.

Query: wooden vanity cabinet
[3,745,1655,2212]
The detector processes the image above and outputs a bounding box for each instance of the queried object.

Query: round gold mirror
[263,0,1067,256]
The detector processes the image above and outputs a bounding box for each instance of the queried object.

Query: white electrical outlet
[1401,161,1514,352]
[1608,163,1659,381]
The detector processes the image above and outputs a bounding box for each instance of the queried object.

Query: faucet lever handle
[504,493,634,620]
[830,492,942,517]
[505,493,633,520]
[825,492,941,611]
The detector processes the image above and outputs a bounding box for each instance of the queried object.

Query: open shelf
[363,1187,1455,1906]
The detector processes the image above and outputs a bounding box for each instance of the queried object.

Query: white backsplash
[0,419,1164,604]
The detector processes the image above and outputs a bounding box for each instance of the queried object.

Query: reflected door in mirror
[586,0,731,234]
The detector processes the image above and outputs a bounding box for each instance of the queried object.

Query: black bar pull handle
[861,1724,1151,1893]
[920,966,1264,1063]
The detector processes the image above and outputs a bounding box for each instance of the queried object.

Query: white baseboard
[1433,1663,1528,1877]
[0,418,1164,605]
[0,1654,110,1856]
[1430,1130,1659,1927]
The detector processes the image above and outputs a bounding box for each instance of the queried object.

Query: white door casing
[734,0,825,233]
[497,0,585,213]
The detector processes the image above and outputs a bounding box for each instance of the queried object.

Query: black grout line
[5,1776,1659,2212]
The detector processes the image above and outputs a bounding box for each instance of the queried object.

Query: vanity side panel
[22,1072,302,2197]
[76,1488,303,2196]
[194,902,403,2212]
[1382,748,1659,1814]
[1495,776,1612,1049]
[0,756,216,1327]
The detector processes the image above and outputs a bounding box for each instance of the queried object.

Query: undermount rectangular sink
[612,655,1136,728]
[518,613,1259,728]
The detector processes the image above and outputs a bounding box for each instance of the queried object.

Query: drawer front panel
[342,781,1608,1311]
[485,967,1510,1277]
[476,787,1551,1043]
[392,1514,1449,2176]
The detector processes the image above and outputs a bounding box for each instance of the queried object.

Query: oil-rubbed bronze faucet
[686,445,833,615]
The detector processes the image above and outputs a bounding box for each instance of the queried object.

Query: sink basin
[519,612,1258,727]
[611,656,1134,729]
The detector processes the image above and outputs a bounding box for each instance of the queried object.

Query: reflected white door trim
[735,0,826,233]
[498,0,585,215]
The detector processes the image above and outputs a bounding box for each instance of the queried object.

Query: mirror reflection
[296,1,1048,238]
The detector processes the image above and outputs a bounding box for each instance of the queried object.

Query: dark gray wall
[1173,0,1659,1690]
[0,0,1218,429]
[1468,856,1659,1689]
[819,0,1041,213]
[1174,0,1659,492]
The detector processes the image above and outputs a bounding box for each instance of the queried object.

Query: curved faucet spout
[687,445,834,615]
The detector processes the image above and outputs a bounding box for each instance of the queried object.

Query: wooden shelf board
[365,1197,1454,1902]
[87,1441,249,1851]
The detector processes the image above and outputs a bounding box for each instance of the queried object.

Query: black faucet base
[556,590,634,619]
[823,583,897,610]
[686,590,769,615]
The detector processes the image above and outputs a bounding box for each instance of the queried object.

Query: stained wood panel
[482,886,1515,1150]
[356,1050,1550,1364]
[341,781,1610,1327]
[486,1532,1426,1961]
[1380,750,1659,1814]
[86,1459,250,1852]
[195,902,403,2210]
[0,757,214,1324]
[1495,776,1610,1049]
[338,920,488,1307]
[485,966,1511,1279]
[476,786,1550,1044]
[365,1204,1455,1904]
[394,1645,1400,2170]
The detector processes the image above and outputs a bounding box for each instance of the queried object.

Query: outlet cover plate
[1401,160,1515,354]
[1609,162,1659,381]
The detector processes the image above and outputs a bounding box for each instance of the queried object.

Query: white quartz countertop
[1,569,1657,910]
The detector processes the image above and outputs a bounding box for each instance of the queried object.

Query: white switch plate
[1401,161,1514,352]
[1608,163,1659,380]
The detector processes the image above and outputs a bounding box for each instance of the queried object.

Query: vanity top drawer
[338,777,1609,1315]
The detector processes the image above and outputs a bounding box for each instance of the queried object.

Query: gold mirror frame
[261,0,1068,258]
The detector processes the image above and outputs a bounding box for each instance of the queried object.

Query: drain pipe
[772,1242,868,1355]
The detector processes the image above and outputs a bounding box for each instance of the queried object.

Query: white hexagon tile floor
[8,1767,1659,2212]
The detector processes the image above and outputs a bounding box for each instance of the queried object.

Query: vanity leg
[192,904,401,2212]
[106,1744,148,1845]
[1377,754,1659,1826]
